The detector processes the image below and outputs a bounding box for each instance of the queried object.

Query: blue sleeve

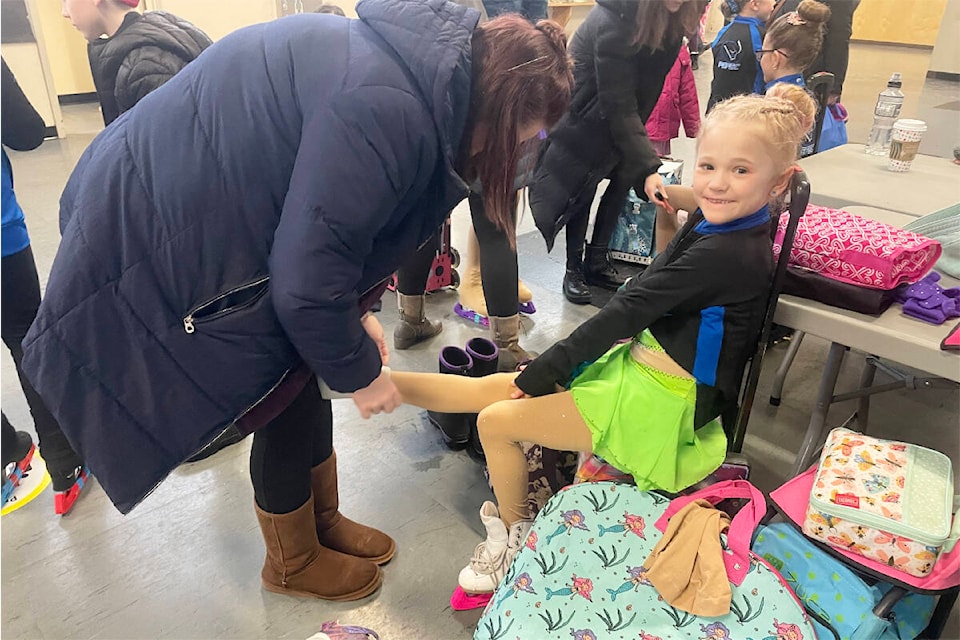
[749,22,765,94]
[270,87,436,392]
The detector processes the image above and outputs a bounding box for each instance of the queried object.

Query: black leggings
[1,246,81,477]
[470,192,519,317]
[396,232,440,296]
[564,165,635,270]
[395,196,519,318]
[249,378,333,514]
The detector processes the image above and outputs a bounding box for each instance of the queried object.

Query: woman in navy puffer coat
[22,0,572,601]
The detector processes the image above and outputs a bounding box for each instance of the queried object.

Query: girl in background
[707,0,775,110]
[758,0,830,92]
[759,0,830,156]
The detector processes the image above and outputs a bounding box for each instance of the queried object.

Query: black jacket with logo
[708,15,765,111]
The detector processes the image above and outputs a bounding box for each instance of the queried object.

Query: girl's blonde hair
[765,0,831,71]
[699,84,816,172]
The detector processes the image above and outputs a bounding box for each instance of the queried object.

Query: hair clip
[507,55,549,72]
[785,11,807,25]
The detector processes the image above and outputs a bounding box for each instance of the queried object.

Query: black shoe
[584,245,627,290]
[2,431,33,469]
[185,426,245,463]
[563,269,592,304]
[690,52,699,71]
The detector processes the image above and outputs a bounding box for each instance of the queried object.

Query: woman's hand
[361,312,389,366]
[643,172,667,207]
[352,368,402,419]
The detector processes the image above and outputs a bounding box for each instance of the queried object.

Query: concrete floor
[2,42,958,639]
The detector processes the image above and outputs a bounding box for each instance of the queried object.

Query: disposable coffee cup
[888,119,927,172]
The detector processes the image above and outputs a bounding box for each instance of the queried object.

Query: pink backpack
[773,206,942,290]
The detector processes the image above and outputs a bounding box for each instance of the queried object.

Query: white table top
[773,206,960,383]
[798,144,960,217]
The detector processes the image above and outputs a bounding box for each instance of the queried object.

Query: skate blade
[2,444,36,506]
[54,466,90,515]
[454,302,537,327]
[453,303,489,327]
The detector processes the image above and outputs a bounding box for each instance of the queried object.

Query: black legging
[396,231,440,296]
[249,378,333,514]
[395,195,519,318]
[1,245,81,477]
[469,192,519,318]
[564,164,635,270]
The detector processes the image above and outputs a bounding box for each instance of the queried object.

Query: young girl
[707,0,775,111]
[390,84,816,594]
[646,43,701,157]
[758,0,830,92]
[758,0,830,156]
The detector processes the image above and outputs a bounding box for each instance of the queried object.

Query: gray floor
[2,43,958,639]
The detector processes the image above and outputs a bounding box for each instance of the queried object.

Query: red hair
[465,15,573,249]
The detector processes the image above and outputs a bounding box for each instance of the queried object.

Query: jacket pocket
[183,276,270,334]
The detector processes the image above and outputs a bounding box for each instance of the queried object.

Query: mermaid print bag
[475,481,817,640]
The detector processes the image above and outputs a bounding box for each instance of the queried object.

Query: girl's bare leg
[478,392,592,526]
[390,371,519,414]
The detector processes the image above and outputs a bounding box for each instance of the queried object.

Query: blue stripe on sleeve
[693,306,725,386]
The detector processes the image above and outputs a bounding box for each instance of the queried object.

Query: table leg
[770,330,805,406]
[856,357,877,433]
[791,341,845,476]
[922,588,959,639]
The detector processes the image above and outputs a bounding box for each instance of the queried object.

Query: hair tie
[785,11,807,25]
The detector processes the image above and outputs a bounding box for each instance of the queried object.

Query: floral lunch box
[803,427,957,577]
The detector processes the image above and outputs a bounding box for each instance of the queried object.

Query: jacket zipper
[183,276,270,334]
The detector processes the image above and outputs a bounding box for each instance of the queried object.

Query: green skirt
[569,334,727,493]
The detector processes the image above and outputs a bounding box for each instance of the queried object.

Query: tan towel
[643,499,732,616]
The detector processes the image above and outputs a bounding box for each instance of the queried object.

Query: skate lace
[469,540,507,575]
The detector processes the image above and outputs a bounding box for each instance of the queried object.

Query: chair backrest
[806,72,835,155]
[724,170,811,451]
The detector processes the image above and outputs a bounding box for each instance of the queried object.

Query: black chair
[806,71,835,156]
[725,170,810,452]
[766,71,835,407]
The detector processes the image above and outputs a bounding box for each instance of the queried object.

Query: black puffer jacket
[88,11,211,125]
[529,0,681,249]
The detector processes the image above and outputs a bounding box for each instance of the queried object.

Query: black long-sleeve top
[516,207,775,428]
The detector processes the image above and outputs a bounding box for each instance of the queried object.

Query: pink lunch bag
[773,206,942,290]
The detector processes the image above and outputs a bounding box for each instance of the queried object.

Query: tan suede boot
[255,497,382,601]
[489,314,537,372]
[393,292,442,350]
[311,451,397,565]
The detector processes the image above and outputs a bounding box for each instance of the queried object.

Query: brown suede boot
[255,497,382,601]
[311,451,397,565]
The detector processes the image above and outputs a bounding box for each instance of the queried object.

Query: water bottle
[865,73,904,156]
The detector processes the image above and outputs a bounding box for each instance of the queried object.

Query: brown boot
[311,451,397,565]
[394,293,442,350]
[255,497,382,601]
[489,314,537,373]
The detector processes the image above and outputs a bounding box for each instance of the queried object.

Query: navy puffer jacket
[22,0,477,513]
